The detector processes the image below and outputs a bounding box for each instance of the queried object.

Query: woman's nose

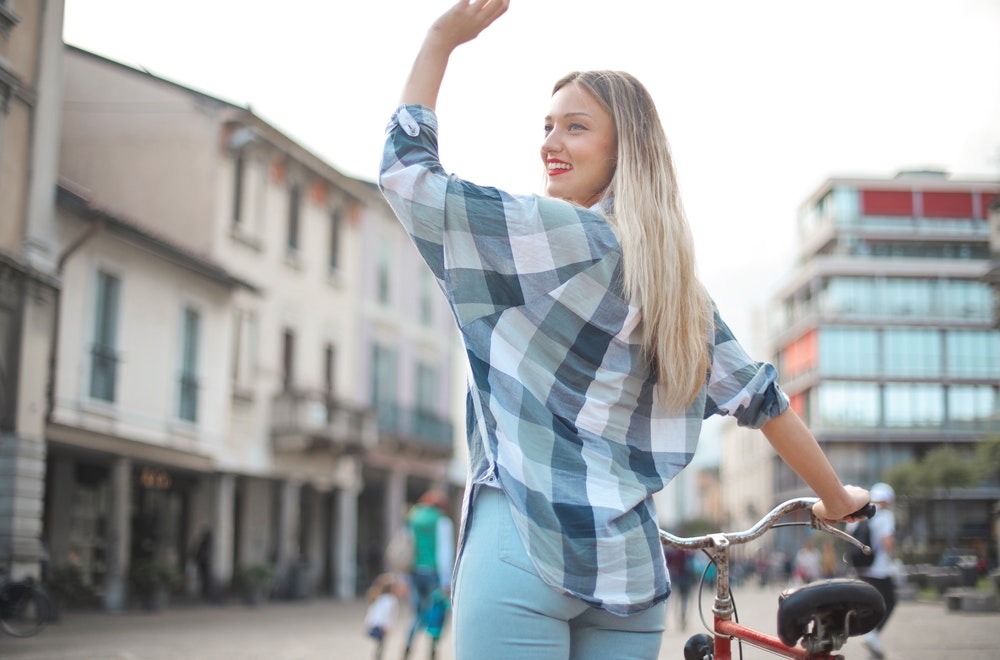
[541,129,562,154]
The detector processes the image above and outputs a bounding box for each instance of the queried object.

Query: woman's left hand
[426,0,510,52]
[812,484,870,523]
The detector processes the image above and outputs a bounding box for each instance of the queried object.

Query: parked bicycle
[661,498,884,660]
[0,567,51,638]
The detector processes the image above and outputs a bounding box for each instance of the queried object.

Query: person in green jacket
[405,490,454,658]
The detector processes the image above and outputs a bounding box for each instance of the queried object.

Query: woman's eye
[543,124,553,134]
[569,123,586,131]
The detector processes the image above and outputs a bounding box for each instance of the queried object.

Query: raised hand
[426,0,510,51]
[400,0,510,109]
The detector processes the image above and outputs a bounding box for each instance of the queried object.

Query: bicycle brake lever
[810,517,873,554]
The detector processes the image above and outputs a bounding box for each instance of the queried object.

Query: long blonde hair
[553,71,712,411]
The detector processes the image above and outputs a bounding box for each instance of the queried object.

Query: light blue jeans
[452,486,665,660]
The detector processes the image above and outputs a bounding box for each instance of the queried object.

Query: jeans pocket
[496,498,538,575]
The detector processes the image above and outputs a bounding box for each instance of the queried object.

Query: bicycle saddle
[776,578,885,652]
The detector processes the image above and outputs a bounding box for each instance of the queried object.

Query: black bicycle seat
[776,578,885,650]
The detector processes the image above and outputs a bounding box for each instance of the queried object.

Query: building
[0,0,65,581]
[49,182,254,609]
[985,193,1000,325]
[722,171,1000,557]
[39,44,462,608]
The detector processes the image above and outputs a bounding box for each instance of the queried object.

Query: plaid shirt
[379,104,789,615]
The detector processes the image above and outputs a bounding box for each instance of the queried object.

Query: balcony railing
[374,403,454,458]
[271,390,377,455]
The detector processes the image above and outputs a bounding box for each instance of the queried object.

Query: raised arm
[401,0,509,109]
[761,408,870,521]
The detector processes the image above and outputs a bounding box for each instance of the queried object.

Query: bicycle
[661,498,885,660]
[0,568,51,638]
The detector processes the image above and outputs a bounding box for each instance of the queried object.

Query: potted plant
[232,563,275,606]
[129,559,183,611]
[46,564,97,618]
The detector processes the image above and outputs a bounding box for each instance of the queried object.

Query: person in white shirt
[856,482,897,659]
[365,573,405,659]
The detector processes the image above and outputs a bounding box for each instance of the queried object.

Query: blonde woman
[379,2,870,658]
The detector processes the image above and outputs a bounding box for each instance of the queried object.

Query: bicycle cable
[693,521,813,660]
[695,549,745,660]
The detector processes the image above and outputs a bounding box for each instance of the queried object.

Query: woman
[379,2,870,658]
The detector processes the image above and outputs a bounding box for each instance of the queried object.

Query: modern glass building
[768,171,999,553]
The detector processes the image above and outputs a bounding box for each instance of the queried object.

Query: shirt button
[397,107,420,137]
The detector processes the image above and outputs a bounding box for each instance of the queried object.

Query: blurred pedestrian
[365,573,405,660]
[853,482,896,659]
[665,547,694,630]
[403,490,454,659]
[793,538,822,584]
[194,528,212,600]
[821,539,837,578]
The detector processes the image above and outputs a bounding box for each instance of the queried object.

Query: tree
[882,438,1000,554]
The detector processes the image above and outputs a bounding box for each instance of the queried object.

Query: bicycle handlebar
[659,497,876,553]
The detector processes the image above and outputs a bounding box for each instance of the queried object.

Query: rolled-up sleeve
[703,308,789,428]
[379,104,450,282]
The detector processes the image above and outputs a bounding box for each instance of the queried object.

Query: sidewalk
[1,585,997,659]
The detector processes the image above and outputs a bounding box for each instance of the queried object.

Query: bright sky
[62,0,1000,347]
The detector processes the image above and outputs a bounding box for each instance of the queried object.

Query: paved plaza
[1,585,998,659]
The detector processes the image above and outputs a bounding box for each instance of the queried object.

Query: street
[1,585,997,659]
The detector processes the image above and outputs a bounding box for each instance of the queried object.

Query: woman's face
[541,82,617,208]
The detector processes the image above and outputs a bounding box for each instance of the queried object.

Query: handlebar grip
[851,503,877,520]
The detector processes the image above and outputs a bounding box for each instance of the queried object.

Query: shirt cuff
[388,104,438,137]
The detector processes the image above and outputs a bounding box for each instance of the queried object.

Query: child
[365,573,402,660]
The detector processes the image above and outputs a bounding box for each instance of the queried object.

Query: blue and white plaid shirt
[380,104,789,615]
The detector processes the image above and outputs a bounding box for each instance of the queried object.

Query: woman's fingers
[430,0,509,48]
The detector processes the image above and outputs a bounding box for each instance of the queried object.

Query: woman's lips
[547,160,572,176]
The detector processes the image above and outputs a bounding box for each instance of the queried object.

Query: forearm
[399,0,509,109]
[761,408,858,519]
[400,36,453,110]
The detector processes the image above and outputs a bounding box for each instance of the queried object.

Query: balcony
[271,390,377,455]
[374,403,454,458]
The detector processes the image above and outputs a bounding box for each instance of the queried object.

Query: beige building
[37,43,463,609]
[0,0,65,581]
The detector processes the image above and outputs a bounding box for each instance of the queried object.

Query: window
[282,329,295,392]
[937,280,992,321]
[371,343,398,430]
[819,277,877,317]
[231,308,258,395]
[416,362,438,412]
[90,271,121,402]
[815,382,879,429]
[287,185,301,253]
[819,328,878,377]
[884,384,944,428]
[329,209,342,272]
[323,342,335,396]
[946,330,1000,377]
[921,191,973,218]
[178,307,200,422]
[415,362,440,439]
[377,239,391,304]
[883,328,941,378]
[419,269,435,326]
[948,386,999,431]
[232,151,245,225]
[0,1,16,38]
[883,278,930,318]
[860,189,913,217]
